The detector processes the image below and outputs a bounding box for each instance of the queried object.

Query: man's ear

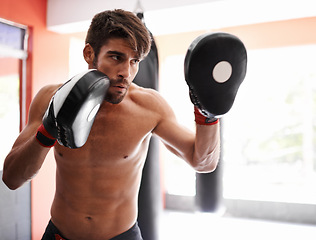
[83,43,95,65]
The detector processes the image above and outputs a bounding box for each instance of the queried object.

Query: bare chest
[54,101,158,168]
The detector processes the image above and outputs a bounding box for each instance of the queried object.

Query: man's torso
[50,84,161,240]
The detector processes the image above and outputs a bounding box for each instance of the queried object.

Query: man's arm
[153,32,247,173]
[152,94,220,173]
[2,86,57,190]
[158,121,220,173]
[193,123,220,172]
[3,70,110,189]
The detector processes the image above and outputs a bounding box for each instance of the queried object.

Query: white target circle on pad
[212,61,232,83]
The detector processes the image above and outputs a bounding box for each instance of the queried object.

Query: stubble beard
[92,60,129,104]
[104,89,127,104]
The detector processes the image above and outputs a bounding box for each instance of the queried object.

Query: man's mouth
[113,85,126,90]
[109,78,129,92]
[111,84,127,94]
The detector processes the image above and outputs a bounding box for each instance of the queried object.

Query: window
[0,19,28,171]
[222,45,316,224]
[0,18,31,240]
[223,45,316,204]
[159,54,198,210]
[160,55,196,196]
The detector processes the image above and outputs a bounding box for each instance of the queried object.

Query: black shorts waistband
[42,220,143,240]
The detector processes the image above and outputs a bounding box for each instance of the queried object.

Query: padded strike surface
[185,32,247,117]
[56,70,109,148]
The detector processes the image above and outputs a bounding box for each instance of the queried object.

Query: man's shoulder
[36,84,62,97]
[129,83,164,105]
[128,84,171,117]
[29,84,63,118]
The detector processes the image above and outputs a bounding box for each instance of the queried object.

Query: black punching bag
[135,12,161,240]
[196,160,223,212]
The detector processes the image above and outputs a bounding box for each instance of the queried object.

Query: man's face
[87,38,141,104]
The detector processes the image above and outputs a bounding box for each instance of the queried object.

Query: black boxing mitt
[36,69,110,148]
[184,32,247,124]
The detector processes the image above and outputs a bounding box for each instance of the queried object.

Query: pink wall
[0,1,71,239]
[221,17,316,49]
[155,17,316,62]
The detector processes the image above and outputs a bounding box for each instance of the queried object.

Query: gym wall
[0,0,72,239]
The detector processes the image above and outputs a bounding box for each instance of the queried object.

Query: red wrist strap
[194,107,219,125]
[55,234,66,240]
[36,124,57,148]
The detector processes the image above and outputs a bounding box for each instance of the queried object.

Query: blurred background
[1,0,316,239]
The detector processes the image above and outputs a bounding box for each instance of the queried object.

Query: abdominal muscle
[50,135,150,240]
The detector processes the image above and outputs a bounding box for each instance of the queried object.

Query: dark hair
[85,9,151,59]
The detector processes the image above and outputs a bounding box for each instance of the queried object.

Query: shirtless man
[2,9,222,240]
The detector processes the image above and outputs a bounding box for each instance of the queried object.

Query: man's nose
[118,61,131,79]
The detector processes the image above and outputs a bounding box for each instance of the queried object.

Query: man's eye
[111,55,120,61]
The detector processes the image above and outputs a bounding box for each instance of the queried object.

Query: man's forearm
[2,136,49,190]
[192,123,221,173]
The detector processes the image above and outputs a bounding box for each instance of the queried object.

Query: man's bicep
[27,85,58,124]
[149,89,195,160]
[153,114,195,162]
[11,85,57,149]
